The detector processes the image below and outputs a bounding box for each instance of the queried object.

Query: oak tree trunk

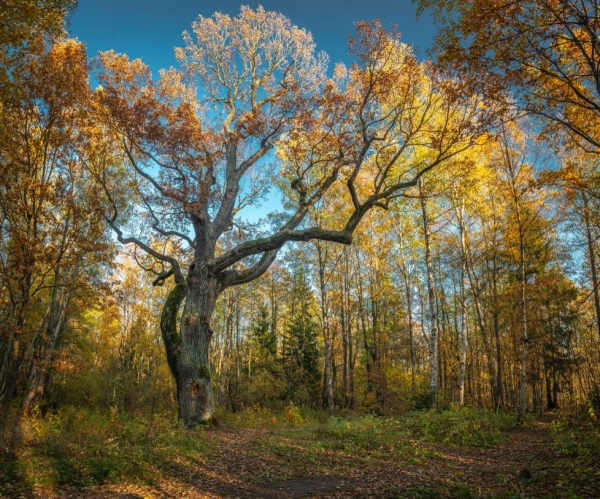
[160,265,220,427]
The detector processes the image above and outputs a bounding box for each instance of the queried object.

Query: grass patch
[551,415,600,493]
[245,407,515,475]
[405,406,517,447]
[310,414,430,459]
[1,406,209,490]
[0,405,519,494]
[552,417,600,465]
[217,402,327,429]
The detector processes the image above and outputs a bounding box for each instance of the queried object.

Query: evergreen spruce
[282,266,321,406]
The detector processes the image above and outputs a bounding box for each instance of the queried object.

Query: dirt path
[18,421,599,499]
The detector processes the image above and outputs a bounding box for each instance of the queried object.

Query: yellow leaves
[272,20,484,222]
[332,63,348,84]
[421,0,600,152]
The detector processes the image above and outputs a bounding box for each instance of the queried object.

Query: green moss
[161,282,187,349]
[160,282,187,379]
[198,366,210,380]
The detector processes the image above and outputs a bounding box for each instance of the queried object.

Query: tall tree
[0,39,107,420]
[418,0,600,152]
[493,124,550,420]
[94,8,483,425]
[418,178,439,409]
[282,263,321,405]
[0,0,77,103]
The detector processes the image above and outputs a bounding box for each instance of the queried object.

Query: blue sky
[69,0,437,72]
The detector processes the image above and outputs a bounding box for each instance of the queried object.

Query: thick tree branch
[210,227,352,273]
[107,218,184,283]
[152,268,173,286]
[123,141,183,202]
[218,250,279,289]
[97,170,185,283]
[212,139,273,238]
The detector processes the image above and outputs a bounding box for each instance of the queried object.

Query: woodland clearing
[1,408,598,499]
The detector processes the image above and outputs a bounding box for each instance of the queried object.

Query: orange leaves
[276,20,483,221]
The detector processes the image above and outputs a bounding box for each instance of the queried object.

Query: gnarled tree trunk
[160,265,220,426]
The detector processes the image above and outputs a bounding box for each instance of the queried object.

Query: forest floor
[1,409,598,499]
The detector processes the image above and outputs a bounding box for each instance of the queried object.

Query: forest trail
[26,417,597,499]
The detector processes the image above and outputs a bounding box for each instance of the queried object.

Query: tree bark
[518,219,528,422]
[490,214,504,410]
[398,232,417,394]
[160,265,219,426]
[21,265,76,413]
[316,243,335,417]
[582,192,600,342]
[455,201,468,406]
[419,179,439,410]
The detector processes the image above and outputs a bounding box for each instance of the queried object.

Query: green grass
[552,417,600,464]
[0,406,208,490]
[0,405,519,495]
[222,404,517,448]
[247,407,517,475]
[405,406,517,447]
[551,415,600,494]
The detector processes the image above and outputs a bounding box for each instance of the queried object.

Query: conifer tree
[282,266,321,405]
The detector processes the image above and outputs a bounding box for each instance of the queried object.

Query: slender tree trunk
[369,274,386,412]
[466,251,497,408]
[345,252,356,408]
[355,249,374,397]
[21,265,76,413]
[341,296,349,407]
[419,179,438,410]
[219,292,234,408]
[398,231,417,393]
[518,221,528,422]
[582,192,600,342]
[491,235,504,410]
[0,269,32,427]
[455,202,468,406]
[437,262,450,403]
[316,243,335,417]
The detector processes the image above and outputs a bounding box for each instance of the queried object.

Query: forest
[1,0,600,498]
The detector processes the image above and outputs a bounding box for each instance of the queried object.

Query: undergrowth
[246,405,518,474]
[552,414,600,487]
[0,404,519,494]
[0,406,208,490]
[405,406,517,447]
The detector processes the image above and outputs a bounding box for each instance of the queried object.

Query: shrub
[406,407,517,447]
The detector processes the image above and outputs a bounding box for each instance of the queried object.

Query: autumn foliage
[0,6,599,497]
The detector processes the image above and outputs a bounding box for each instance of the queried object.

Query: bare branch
[210,227,352,273]
[219,250,279,289]
[153,268,174,286]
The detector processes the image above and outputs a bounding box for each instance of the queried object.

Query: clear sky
[69,0,438,73]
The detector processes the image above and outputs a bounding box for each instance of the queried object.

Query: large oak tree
[94,7,483,426]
